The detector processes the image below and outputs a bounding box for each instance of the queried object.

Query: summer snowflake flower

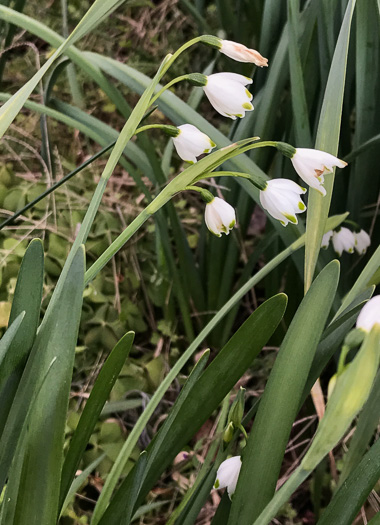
[203,73,254,120]
[259,179,307,226]
[356,296,380,332]
[290,148,347,196]
[219,40,268,66]
[172,124,216,164]
[331,227,355,256]
[214,456,242,499]
[354,229,371,255]
[321,230,333,249]
[205,197,236,237]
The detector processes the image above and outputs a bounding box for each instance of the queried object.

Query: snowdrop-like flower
[219,40,268,66]
[331,227,355,256]
[214,456,242,499]
[321,230,333,249]
[205,197,236,237]
[203,73,253,120]
[259,179,307,226]
[172,124,216,164]
[356,296,380,333]
[354,229,371,255]
[290,149,347,196]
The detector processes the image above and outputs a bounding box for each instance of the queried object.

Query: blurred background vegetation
[0,0,379,523]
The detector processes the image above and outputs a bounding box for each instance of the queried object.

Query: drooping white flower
[214,456,242,499]
[203,73,253,120]
[356,296,380,332]
[172,124,216,164]
[220,40,268,66]
[205,197,236,237]
[321,230,333,249]
[259,179,307,226]
[290,148,347,196]
[354,229,371,255]
[331,227,356,256]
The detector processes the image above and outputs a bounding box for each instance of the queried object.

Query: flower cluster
[321,226,371,256]
[165,39,348,235]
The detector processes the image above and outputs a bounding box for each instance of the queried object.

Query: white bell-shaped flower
[172,124,216,164]
[259,179,307,226]
[214,456,242,499]
[205,197,236,237]
[331,227,355,256]
[290,148,347,196]
[356,296,380,332]
[354,229,371,255]
[220,40,268,66]
[203,73,253,120]
[321,230,333,249]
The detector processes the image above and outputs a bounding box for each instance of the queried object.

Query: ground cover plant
[0,0,379,524]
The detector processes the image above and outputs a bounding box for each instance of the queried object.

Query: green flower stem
[251,466,310,525]
[135,123,179,136]
[90,213,347,523]
[150,74,192,105]
[194,171,267,191]
[185,185,214,202]
[157,36,205,78]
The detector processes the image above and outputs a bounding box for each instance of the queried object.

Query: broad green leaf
[316,438,380,525]
[0,0,127,138]
[0,239,43,390]
[368,512,380,525]
[95,294,287,525]
[59,331,135,510]
[211,493,231,525]
[175,468,217,525]
[304,0,356,291]
[229,261,340,524]
[0,246,85,524]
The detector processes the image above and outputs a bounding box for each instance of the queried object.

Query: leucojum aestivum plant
[0,1,379,524]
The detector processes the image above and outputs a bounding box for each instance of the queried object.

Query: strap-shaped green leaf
[59,331,135,511]
[304,0,356,291]
[0,246,84,525]
[229,261,340,524]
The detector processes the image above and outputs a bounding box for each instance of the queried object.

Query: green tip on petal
[214,479,220,489]
[242,102,253,110]
[298,202,306,210]
[235,113,243,118]
[284,213,297,224]
[210,140,216,147]
[229,220,236,229]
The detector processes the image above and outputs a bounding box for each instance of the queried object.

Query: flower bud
[214,456,242,498]
[223,422,235,444]
[259,179,307,226]
[172,124,215,164]
[289,148,347,196]
[229,387,245,428]
[219,40,268,66]
[203,73,254,120]
[204,197,236,237]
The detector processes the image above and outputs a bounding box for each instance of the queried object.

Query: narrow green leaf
[316,438,380,525]
[60,454,106,518]
[95,350,211,525]
[368,512,380,525]
[0,247,85,524]
[96,294,287,525]
[210,492,231,525]
[59,331,135,510]
[304,0,356,291]
[229,261,340,524]
[338,370,380,485]
[287,0,312,146]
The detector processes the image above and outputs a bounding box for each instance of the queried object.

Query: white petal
[354,229,371,254]
[220,40,268,66]
[214,456,242,496]
[356,296,380,332]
